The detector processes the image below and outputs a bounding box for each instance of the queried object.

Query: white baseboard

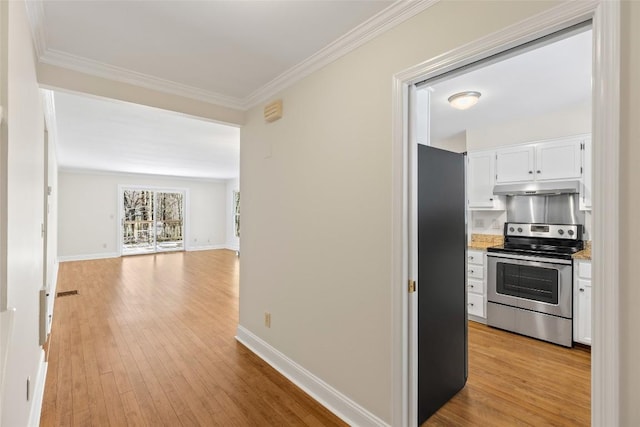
[235,326,389,427]
[186,244,227,252]
[28,350,47,427]
[225,242,240,251]
[58,252,119,262]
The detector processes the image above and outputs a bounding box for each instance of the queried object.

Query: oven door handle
[486,252,573,265]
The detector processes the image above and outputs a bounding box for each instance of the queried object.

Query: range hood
[493,180,581,196]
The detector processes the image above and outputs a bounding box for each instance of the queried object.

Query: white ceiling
[428,29,592,144]
[35,0,395,106]
[53,92,240,179]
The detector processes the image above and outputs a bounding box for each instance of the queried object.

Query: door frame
[117,184,189,256]
[391,2,620,426]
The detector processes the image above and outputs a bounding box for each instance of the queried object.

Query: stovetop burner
[487,222,584,260]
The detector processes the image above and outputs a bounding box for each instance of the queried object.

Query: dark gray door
[417,145,467,424]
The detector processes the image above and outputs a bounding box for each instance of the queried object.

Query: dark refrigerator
[417,145,468,424]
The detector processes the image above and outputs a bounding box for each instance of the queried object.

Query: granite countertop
[469,234,592,261]
[572,241,592,260]
[468,234,504,250]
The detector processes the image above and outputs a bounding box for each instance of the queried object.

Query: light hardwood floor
[424,322,590,426]
[41,250,345,426]
[42,250,590,426]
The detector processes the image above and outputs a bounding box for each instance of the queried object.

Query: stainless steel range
[486,222,584,347]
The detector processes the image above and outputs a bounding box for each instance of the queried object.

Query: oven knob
[558,229,564,235]
[517,227,523,233]
[509,227,515,232]
[568,230,575,236]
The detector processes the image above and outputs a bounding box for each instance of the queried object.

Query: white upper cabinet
[468,134,591,211]
[467,151,503,209]
[535,138,582,181]
[495,136,582,184]
[495,146,535,184]
[580,136,592,210]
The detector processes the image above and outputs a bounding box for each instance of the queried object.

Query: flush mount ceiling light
[447,91,481,110]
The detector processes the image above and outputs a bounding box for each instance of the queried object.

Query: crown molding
[39,49,246,110]
[58,166,233,183]
[243,0,439,109]
[26,0,438,111]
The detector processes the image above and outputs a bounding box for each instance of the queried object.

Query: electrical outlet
[491,219,501,229]
[474,218,485,228]
[264,312,271,328]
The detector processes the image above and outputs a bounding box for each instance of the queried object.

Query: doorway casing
[391,1,620,426]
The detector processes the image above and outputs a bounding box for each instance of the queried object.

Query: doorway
[413,25,590,424]
[391,2,620,426]
[120,187,186,255]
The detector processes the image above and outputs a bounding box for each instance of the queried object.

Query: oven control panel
[504,223,582,240]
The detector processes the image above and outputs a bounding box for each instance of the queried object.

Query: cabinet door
[467,250,484,266]
[467,151,496,208]
[535,138,582,181]
[467,279,484,295]
[576,280,592,345]
[581,137,592,210]
[467,293,485,318]
[495,146,534,183]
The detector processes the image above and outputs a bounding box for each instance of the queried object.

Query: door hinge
[408,280,416,293]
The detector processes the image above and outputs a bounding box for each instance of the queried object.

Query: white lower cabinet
[467,249,486,320]
[573,259,592,345]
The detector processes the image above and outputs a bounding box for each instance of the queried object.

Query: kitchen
[416,24,593,424]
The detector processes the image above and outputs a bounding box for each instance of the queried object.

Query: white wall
[431,131,467,153]
[0,1,47,426]
[58,170,229,260]
[37,63,245,126]
[466,101,591,150]
[238,1,565,422]
[225,178,240,251]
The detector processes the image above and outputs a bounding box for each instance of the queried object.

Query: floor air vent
[56,290,78,297]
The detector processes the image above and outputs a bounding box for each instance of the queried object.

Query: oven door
[487,253,572,318]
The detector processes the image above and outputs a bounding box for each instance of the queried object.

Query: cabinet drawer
[577,261,591,279]
[467,250,484,265]
[467,265,484,280]
[468,279,484,295]
[467,293,484,317]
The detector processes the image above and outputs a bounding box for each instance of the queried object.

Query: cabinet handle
[579,288,585,292]
[469,284,474,288]
[537,170,541,174]
[469,270,474,274]
[489,198,493,201]
[469,256,474,260]
[469,303,474,307]
[528,170,533,174]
